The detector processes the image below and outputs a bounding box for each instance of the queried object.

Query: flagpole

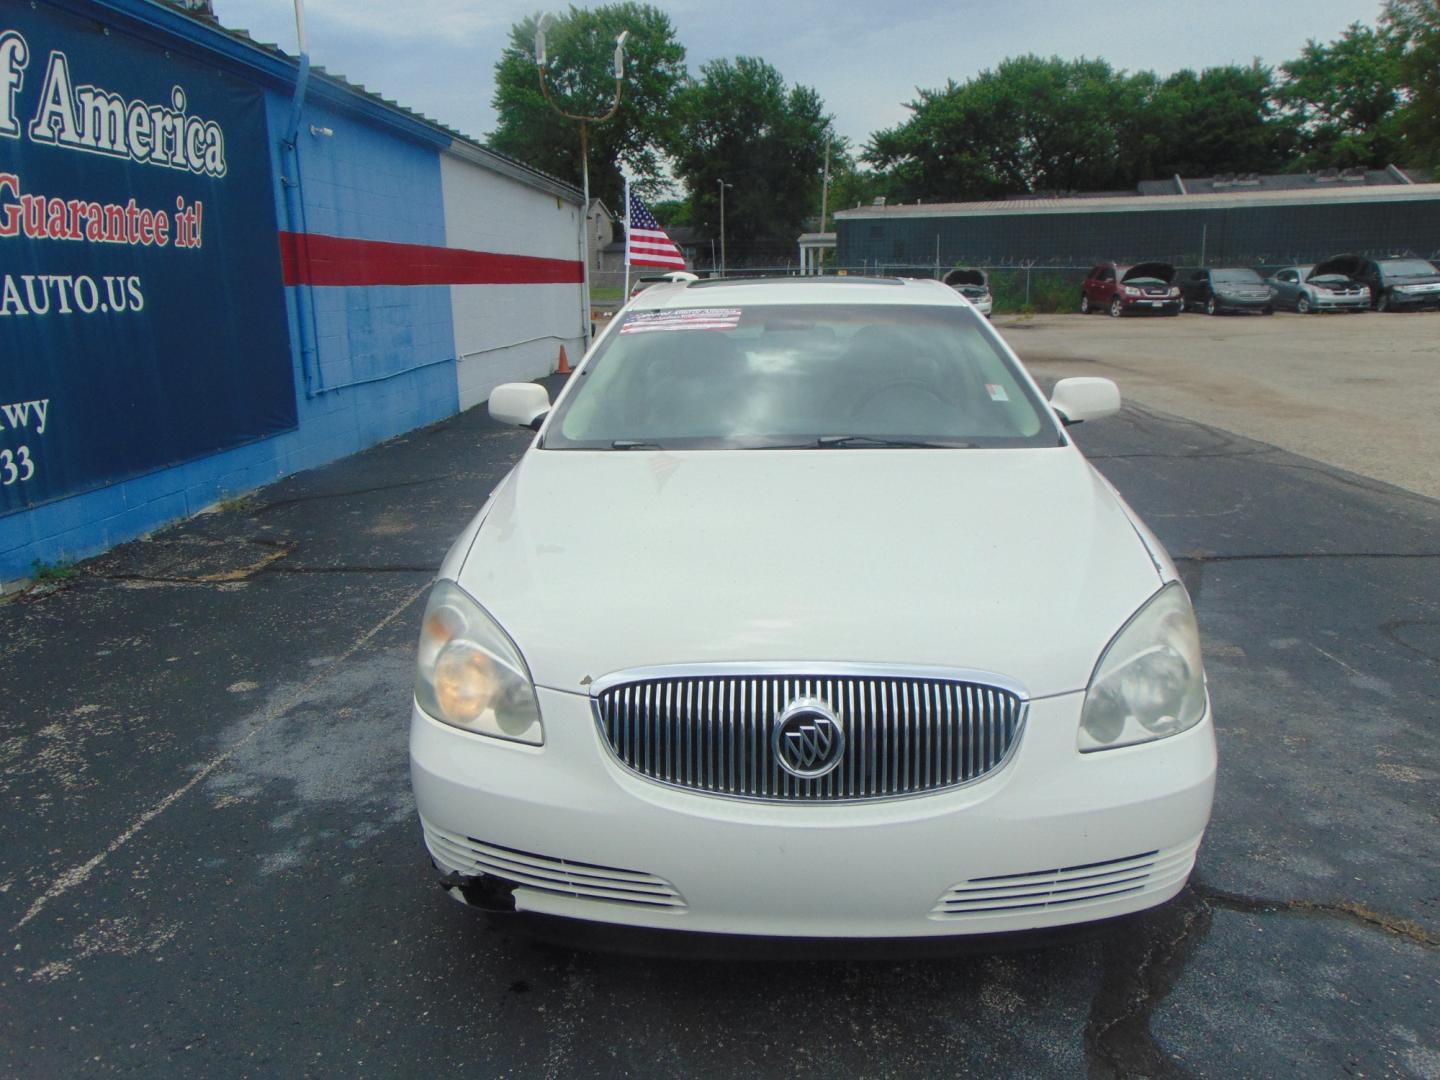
[623,175,631,299]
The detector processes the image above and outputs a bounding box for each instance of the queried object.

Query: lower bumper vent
[930,844,1198,918]
[424,823,685,909]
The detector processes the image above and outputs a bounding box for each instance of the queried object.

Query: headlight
[1168,287,1180,297]
[415,579,543,744]
[1079,583,1207,752]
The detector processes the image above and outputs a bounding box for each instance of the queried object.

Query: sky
[216,0,1381,155]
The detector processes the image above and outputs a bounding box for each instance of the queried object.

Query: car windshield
[1379,259,1439,278]
[543,303,1059,450]
[1212,269,1264,284]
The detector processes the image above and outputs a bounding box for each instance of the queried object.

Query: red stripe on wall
[279,232,583,287]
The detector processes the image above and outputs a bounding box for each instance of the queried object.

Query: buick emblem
[773,698,846,779]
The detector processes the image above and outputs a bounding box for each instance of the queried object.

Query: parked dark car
[1321,255,1440,312]
[1081,263,1182,317]
[1181,268,1275,315]
[1267,261,1370,314]
[942,267,993,317]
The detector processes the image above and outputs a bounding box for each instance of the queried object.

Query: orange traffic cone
[557,344,572,375]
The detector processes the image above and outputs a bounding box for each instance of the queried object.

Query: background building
[836,169,1440,274]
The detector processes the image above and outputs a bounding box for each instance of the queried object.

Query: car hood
[1310,257,1353,280]
[456,448,1162,699]
[943,268,989,288]
[1121,262,1175,284]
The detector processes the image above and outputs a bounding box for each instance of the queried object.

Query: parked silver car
[942,267,993,318]
[1267,261,1370,314]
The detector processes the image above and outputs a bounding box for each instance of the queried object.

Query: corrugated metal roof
[835,182,1440,220]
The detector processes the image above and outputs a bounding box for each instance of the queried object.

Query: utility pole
[819,142,831,277]
[535,17,628,351]
[716,178,732,276]
[820,142,830,232]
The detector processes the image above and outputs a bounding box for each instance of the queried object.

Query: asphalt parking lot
[3,320,1438,1078]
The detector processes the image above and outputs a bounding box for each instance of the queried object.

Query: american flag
[626,191,686,270]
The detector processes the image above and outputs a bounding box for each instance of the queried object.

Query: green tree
[1274,22,1407,168]
[488,4,686,208]
[823,148,893,221]
[1134,64,1291,177]
[867,57,1291,200]
[865,56,1156,200]
[666,57,835,257]
[1385,0,1440,174]
[648,198,692,227]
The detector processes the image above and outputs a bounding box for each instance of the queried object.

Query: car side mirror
[1050,377,1120,425]
[489,383,551,430]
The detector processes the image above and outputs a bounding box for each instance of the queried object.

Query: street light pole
[535,18,629,352]
[716,178,731,276]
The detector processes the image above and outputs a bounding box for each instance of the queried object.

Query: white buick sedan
[410,277,1216,945]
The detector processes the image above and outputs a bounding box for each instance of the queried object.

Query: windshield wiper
[815,435,975,449]
[610,440,665,450]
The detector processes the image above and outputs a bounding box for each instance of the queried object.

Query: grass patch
[31,560,79,583]
[989,270,1082,315]
[590,286,625,301]
[215,492,258,514]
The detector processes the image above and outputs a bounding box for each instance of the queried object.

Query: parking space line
[13,582,431,933]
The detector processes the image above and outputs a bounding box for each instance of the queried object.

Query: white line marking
[14,583,429,932]
[1309,641,1363,678]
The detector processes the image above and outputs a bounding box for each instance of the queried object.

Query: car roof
[626,276,962,311]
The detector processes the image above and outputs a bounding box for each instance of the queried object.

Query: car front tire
[1080,294,1091,315]
[1296,294,1311,314]
[1109,297,1123,318]
[1205,297,1218,316]
[1377,290,1392,312]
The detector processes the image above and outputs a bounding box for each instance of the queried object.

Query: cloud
[222,0,531,46]
[215,0,1383,151]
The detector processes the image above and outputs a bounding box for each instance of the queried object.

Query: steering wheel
[847,380,955,421]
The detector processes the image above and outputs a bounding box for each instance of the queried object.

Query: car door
[1185,271,1209,309]
[1095,266,1116,304]
[1083,266,1103,305]
[1272,268,1299,308]
[1363,260,1383,301]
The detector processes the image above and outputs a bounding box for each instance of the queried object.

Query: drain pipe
[280,0,321,397]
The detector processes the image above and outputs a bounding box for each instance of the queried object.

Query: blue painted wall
[0,27,460,583]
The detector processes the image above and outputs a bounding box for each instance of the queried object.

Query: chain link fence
[596,243,1440,314]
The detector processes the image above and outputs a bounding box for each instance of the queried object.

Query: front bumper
[1120,296,1182,313]
[1386,289,1440,310]
[1213,295,1273,312]
[1308,293,1369,311]
[411,688,1216,939]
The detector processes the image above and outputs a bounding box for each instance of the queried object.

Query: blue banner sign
[0,4,295,516]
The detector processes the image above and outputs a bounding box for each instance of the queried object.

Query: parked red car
[1081,263,1182,317]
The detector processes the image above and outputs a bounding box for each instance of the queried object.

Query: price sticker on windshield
[620,308,743,334]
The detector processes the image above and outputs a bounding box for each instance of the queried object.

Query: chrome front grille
[592,668,1025,801]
